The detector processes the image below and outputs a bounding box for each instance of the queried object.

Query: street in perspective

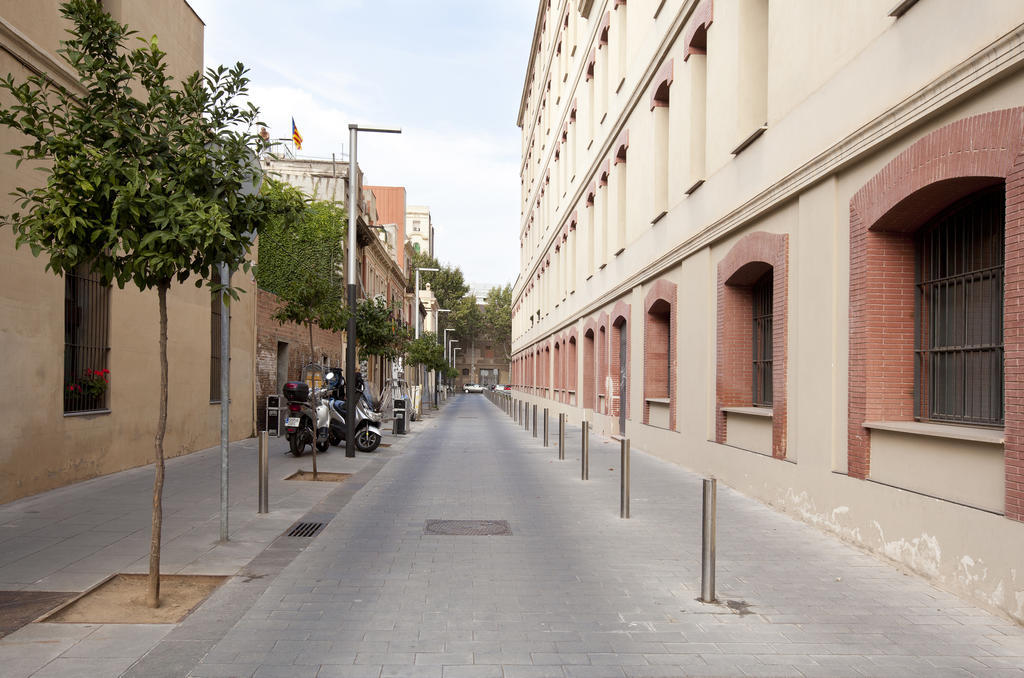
[2,1,1024,677]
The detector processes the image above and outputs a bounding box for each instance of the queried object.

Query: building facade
[0,1,262,504]
[406,204,434,257]
[255,162,410,415]
[511,0,1024,622]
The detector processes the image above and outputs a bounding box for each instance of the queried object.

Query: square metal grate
[424,519,512,536]
[286,521,325,538]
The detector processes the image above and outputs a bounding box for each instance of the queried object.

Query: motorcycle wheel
[289,425,312,456]
[316,438,330,453]
[355,427,382,453]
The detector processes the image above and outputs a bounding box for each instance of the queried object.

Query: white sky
[186,0,537,288]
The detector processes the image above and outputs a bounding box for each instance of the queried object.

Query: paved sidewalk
[174,395,1023,678]
[0,408,443,678]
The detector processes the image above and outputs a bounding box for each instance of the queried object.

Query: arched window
[651,60,673,219]
[914,188,1004,425]
[583,326,596,410]
[644,279,677,429]
[717,232,788,458]
[568,334,578,406]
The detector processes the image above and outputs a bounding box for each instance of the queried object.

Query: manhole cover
[0,591,76,638]
[286,521,325,537]
[424,519,512,536]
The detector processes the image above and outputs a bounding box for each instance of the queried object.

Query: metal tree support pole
[701,478,717,603]
[620,438,630,519]
[543,408,549,447]
[558,413,565,460]
[532,405,537,437]
[257,431,268,514]
[219,263,230,542]
[581,421,589,480]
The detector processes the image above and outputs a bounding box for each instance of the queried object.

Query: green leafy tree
[0,1,296,608]
[482,284,513,360]
[406,332,446,373]
[255,183,348,358]
[408,249,469,321]
[356,296,410,361]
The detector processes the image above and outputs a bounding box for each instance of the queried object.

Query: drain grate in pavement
[424,519,512,536]
[0,590,76,638]
[286,521,325,538]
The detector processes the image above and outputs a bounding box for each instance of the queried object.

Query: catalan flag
[291,117,303,150]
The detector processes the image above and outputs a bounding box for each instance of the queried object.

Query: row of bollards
[500,392,717,604]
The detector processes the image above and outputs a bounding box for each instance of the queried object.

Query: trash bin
[393,397,407,434]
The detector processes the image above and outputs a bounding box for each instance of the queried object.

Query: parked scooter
[326,371,384,452]
[283,373,334,456]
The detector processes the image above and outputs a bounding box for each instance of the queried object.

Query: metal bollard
[543,408,549,447]
[701,478,717,603]
[258,430,269,514]
[620,438,630,519]
[581,421,589,480]
[558,413,565,460]
[532,405,537,437]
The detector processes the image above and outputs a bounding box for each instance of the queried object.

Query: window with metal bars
[752,270,773,407]
[210,293,230,402]
[64,267,110,413]
[915,187,1004,427]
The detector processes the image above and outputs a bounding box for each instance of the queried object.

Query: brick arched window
[848,108,1024,522]
[644,279,677,429]
[583,322,597,410]
[610,301,630,427]
[716,231,789,458]
[553,340,562,399]
[598,317,609,413]
[568,332,578,405]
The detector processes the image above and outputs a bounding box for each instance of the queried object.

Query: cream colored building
[406,204,434,257]
[0,1,258,504]
[512,0,1024,622]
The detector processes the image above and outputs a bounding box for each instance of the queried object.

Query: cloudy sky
[186,0,536,288]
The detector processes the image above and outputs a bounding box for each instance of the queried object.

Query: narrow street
[166,395,1024,678]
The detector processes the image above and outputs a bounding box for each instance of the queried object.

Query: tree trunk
[308,321,317,480]
[147,282,170,609]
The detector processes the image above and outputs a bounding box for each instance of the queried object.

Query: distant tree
[408,249,469,321]
[406,332,446,373]
[0,0,299,607]
[356,296,410,362]
[482,284,513,360]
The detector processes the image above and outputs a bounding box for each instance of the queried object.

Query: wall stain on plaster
[872,521,941,578]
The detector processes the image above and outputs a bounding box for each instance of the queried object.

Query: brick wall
[848,107,1024,522]
[716,231,789,459]
[255,289,344,431]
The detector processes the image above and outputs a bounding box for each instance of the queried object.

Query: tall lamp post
[451,346,462,390]
[413,266,438,414]
[347,124,401,458]
[443,328,455,382]
[434,308,450,407]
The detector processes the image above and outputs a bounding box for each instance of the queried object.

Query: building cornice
[0,16,84,93]
[514,22,1024,348]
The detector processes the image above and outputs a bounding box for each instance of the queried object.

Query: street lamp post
[434,308,450,407]
[452,346,462,390]
[347,124,401,458]
[413,266,438,414]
